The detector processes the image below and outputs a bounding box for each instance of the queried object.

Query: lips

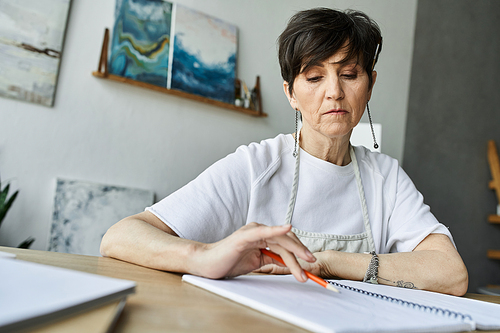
[325,109,348,115]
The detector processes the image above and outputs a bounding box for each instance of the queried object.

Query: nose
[326,76,344,100]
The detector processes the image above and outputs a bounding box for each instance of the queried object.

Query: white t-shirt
[147,134,453,254]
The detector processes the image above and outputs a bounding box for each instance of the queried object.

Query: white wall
[0,0,417,250]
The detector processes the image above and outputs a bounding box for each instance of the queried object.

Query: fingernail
[301,271,308,281]
[306,250,315,261]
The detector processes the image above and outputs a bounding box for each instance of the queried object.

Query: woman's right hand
[193,222,316,283]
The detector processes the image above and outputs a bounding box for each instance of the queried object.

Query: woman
[101,8,468,296]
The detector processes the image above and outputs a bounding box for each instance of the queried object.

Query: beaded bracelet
[363,251,379,284]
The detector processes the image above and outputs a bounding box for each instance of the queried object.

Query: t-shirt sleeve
[385,167,455,253]
[146,147,252,243]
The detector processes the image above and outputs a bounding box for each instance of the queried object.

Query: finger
[286,230,302,243]
[254,264,291,275]
[236,223,291,242]
[232,224,299,252]
[285,231,317,263]
[242,224,314,262]
[269,245,308,283]
[265,232,316,263]
[254,264,276,274]
[230,223,314,267]
[259,253,286,267]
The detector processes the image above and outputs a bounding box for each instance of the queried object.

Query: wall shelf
[488,214,500,224]
[487,249,500,260]
[92,28,267,118]
[92,72,266,117]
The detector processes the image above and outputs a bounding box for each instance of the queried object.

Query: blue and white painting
[169,4,237,104]
[0,0,71,107]
[109,0,173,87]
[49,179,154,256]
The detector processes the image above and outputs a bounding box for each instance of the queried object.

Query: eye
[341,73,358,80]
[306,76,322,82]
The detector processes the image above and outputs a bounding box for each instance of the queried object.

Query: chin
[323,125,353,139]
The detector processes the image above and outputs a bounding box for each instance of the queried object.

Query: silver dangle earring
[293,108,299,157]
[366,103,379,149]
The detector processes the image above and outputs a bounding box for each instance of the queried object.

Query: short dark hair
[278,8,382,95]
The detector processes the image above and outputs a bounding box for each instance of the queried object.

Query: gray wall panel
[404,0,500,292]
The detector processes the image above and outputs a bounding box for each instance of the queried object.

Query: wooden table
[1,246,499,333]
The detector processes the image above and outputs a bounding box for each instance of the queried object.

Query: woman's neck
[298,129,352,166]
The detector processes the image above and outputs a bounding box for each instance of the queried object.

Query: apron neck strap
[284,141,376,252]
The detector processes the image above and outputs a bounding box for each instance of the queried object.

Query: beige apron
[285,142,376,254]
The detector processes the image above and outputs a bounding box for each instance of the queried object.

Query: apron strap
[350,146,376,253]
[285,132,300,225]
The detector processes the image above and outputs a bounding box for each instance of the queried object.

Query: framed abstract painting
[108,0,173,87]
[108,0,237,105]
[168,4,237,104]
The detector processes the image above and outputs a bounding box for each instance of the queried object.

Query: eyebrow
[328,58,359,66]
[305,59,359,71]
[300,56,359,74]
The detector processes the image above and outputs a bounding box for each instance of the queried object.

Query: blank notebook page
[182,274,483,333]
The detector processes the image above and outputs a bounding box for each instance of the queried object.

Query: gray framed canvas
[49,178,154,256]
[0,0,71,107]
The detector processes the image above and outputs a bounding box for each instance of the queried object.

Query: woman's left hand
[255,234,469,296]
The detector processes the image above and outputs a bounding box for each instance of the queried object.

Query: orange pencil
[260,248,339,293]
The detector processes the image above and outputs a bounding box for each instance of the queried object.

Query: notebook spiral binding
[328,281,473,322]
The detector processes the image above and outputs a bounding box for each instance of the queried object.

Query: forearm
[101,215,316,281]
[100,217,205,275]
[318,247,468,296]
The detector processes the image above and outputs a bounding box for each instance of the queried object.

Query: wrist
[363,251,379,284]
[312,250,339,278]
[188,242,212,277]
[316,251,374,281]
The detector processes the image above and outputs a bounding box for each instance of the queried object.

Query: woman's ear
[283,81,297,109]
[368,70,377,100]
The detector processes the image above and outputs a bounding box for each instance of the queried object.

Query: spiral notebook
[182,274,500,333]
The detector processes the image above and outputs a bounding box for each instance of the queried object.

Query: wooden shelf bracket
[488,140,500,218]
[487,140,500,262]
